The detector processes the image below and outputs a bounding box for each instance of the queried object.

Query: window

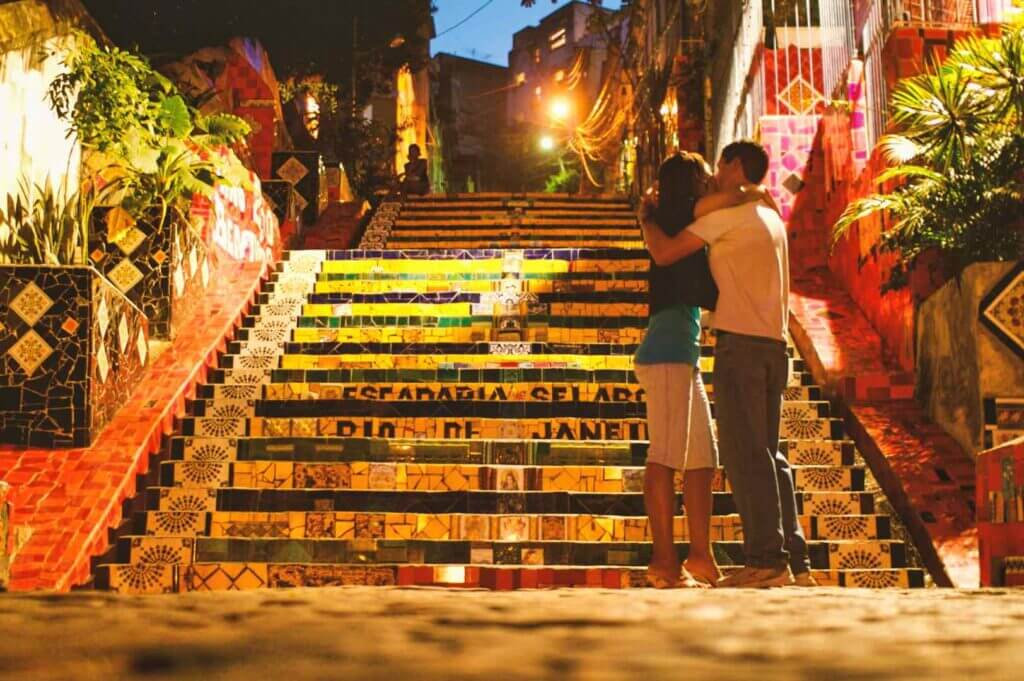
[533,47,541,64]
[549,28,567,50]
[535,85,542,97]
[554,69,565,83]
[515,72,526,86]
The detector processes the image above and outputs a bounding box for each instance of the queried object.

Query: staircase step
[93,195,922,591]
[114,535,908,570]
[158,460,865,492]
[169,436,856,467]
[179,414,843,443]
[188,395,831,421]
[95,561,926,594]
[146,487,876,516]
[136,511,891,542]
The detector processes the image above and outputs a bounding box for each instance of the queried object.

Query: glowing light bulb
[539,135,555,151]
[550,97,571,120]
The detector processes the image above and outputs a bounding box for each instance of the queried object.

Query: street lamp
[550,97,571,121]
[539,135,556,151]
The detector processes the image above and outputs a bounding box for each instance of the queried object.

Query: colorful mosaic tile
[981,262,1024,361]
[46,194,931,594]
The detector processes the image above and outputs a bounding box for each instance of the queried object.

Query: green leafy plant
[48,32,181,156]
[0,177,115,266]
[544,159,581,193]
[48,32,253,239]
[833,22,1024,289]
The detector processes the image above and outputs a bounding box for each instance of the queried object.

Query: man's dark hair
[721,140,769,183]
[409,143,421,155]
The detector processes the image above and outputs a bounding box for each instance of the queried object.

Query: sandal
[678,566,711,589]
[683,561,720,588]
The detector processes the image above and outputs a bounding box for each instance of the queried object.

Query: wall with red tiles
[763,46,824,116]
[0,480,11,588]
[784,27,982,372]
[222,38,282,180]
[977,437,1024,586]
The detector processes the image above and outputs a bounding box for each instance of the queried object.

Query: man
[639,141,814,588]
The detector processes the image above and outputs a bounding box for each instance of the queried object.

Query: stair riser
[138,511,890,542]
[170,436,856,467]
[180,416,843,443]
[159,461,865,493]
[96,562,925,594]
[119,536,908,570]
[147,488,877,516]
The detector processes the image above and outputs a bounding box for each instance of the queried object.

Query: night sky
[431,0,623,66]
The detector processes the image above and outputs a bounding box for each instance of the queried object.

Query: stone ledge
[0,258,268,591]
[0,481,9,589]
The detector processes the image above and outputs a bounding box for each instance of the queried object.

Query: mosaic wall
[0,265,149,447]
[191,178,282,263]
[984,398,1024,449]
[222,38,283,179]
[763,46,825,116]
[89,209,210,339]
[980,261,1024,363]
[272,151,326,226]
[260,179,301,248]
[917,262,1024,454]
[977,438,1024,586]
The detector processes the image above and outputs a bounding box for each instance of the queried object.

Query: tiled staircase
[95,193,926,593]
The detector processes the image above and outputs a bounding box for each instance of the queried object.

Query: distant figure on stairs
[400,144,430,196]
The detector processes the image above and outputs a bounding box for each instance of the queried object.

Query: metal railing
[706,0,1005,157]
[861,0,890,151]
[976,0,1014,23]
[708,0,766,161]
[884,0,977,25]
[821,0,858,100]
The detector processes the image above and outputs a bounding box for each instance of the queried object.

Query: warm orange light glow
[550,97,571,120]
[395,66,417,174]
[539,135,555,151]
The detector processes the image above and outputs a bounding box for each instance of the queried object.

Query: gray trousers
[713,331,810,573]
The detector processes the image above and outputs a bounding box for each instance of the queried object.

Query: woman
[636,151,769,588]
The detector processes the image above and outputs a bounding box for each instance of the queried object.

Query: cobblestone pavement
[2,587,1023,681]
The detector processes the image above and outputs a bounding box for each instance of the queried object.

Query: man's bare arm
[638,200,707,266]
[694,184,774,218]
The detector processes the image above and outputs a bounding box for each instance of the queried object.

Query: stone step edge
[93,562,928,592]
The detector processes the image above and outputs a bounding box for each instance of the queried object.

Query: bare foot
[684,557,722,587]
[646,560,682,589]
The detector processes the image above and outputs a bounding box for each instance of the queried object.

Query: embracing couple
[635,141,815,589]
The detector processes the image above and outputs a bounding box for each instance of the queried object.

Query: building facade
[433,53,509,192]
[506,1,611,129]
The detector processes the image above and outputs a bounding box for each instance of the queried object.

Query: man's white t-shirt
[688,202,789,341]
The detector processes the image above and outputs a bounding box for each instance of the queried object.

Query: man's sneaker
[717,565,795,589]
[792,571,819,587]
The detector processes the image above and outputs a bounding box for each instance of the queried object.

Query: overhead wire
[434,0,497,38]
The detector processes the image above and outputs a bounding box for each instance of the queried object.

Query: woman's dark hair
[654,151,709,237]
[408,144,421,155]
[648,151,718,312]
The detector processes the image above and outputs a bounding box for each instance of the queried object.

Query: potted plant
[48,32,252,338]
